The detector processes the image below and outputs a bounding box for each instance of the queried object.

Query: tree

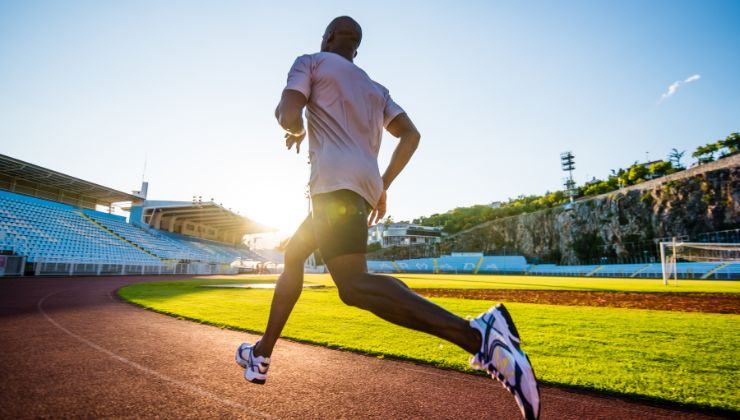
[719,132,739,157]
[582,180,613,196]
[648,160,675,178]
[668,148,685,169]
[367,242,382,253]
[626,162,649,185]
[692,142,719,164]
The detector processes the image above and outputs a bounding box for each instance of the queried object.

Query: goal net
[659,241,740,284]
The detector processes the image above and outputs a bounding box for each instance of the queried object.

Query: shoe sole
[245,371,266,385]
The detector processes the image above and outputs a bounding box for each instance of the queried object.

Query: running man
[236,16,540,419]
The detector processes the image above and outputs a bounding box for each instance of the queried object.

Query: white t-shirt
[284,52,405,207]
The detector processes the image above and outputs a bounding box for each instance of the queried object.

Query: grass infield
[262,273,740,293]
[119,274,740,412]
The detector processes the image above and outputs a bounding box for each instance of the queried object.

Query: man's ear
[353,50,358,58]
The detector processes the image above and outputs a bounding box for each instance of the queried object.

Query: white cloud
[659,74,701,103]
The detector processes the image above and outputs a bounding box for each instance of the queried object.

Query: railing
[0,255,25,276]
[366,260,738,280]
[30,259,237,276]
[694,229,740,244]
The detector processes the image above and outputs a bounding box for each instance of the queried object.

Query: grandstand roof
[0,153,140,208]
[139,200,273,237]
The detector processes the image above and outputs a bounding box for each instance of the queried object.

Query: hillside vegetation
[441,157,738,264]
[414,133,738,235]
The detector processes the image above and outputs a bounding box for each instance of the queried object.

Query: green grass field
[206,273,740,293]
[119,274,740,412]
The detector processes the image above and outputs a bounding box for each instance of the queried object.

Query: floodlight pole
[560,151,576,204]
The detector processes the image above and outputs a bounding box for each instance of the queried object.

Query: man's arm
[368,113,421,225]
[383,113,421,190]
[275,89,308,153]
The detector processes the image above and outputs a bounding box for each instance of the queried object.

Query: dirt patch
[415,288,740,314]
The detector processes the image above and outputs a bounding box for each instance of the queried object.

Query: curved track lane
[0,277,720,419]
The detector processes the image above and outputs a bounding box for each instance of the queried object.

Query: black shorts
[311,190,372,261]
[304,189,372,262]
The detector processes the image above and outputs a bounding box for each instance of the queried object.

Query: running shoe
[235,341,270,385]
[469,304,540,420]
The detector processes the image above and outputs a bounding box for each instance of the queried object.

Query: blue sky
[1,0,738,233]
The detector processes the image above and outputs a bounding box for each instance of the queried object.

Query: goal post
[659,240,740,284]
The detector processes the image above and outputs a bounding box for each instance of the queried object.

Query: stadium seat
[0,190,160,265]
[528,262,727,279]
[436,256,480,273]
[395,258,435,273]
[155,230,266,264]
[477,256,528,274]
[367,260,396,273]
[0,190,265,267]
[711,262,740,280]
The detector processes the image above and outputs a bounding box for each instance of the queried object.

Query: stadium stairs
[586,266,605,277]
[390,260,401,273]
[79,212,161,260]
[472,256,484,274]
[629,265,652,277]
[701,262,731,279]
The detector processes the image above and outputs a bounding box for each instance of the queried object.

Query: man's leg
[325,253,480,354]
[253,216,317,358]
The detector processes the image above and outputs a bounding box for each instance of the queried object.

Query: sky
[1,0,739,235]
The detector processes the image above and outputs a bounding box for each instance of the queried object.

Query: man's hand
[285,131,305,154]
[368,190,387,226]
[276,89,308,153]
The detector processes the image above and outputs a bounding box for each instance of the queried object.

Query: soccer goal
[659,240,740,284]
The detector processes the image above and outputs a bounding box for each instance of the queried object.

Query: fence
[0,255,25,276]
[28,260,237,277]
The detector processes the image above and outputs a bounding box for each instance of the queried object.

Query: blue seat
[396,258,435,273]
[437,256,479,273]
[0,190,160,265]
[0,190,261,266]
[478,256,527,274]
[367,260,396,273]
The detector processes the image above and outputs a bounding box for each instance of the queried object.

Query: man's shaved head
[321,16,362,58]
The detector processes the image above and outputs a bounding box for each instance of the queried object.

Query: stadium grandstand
[0,154,273,276]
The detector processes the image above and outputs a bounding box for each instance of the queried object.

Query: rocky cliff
[442,156,740,264]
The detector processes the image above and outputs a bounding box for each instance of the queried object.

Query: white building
[368,223,443,248]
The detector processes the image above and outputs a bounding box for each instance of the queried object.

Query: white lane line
[38,288,273,419]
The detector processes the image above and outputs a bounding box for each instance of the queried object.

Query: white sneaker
[235,341,270,384]
[470,304,540,420]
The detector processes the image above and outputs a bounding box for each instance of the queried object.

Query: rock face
[442,162,739,264]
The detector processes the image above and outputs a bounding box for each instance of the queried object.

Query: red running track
[0,276,720,419]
